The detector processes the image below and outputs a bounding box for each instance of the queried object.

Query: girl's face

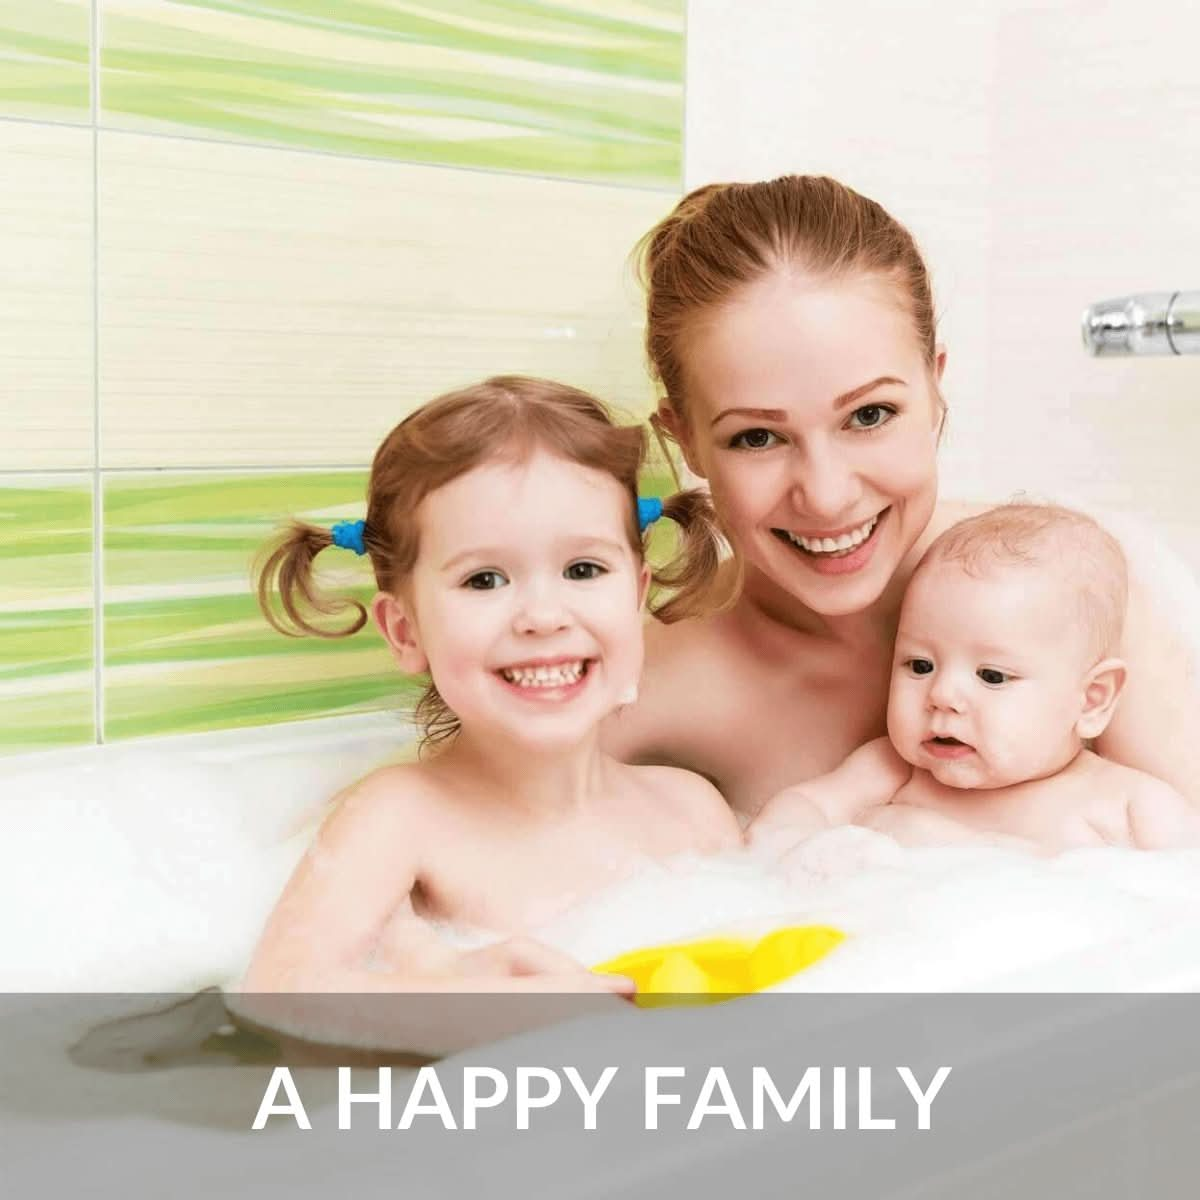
[670,270,943,618]
[380,449,648,751]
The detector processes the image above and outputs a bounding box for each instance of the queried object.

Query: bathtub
[4,504,1200,1196]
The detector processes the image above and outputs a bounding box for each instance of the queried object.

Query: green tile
[100,0,683,187]
[0,0,91,122]
[0,476,94,752]
[102,470,414,741]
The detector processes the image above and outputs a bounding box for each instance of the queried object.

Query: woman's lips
[773,507,888,576]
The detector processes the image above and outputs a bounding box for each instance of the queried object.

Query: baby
[242,377,740,1008]
[750,504,1200,855]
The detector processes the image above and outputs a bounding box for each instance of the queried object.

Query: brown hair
[914,503,1129,659]
[636,175,940,619]
[255,376,652,752]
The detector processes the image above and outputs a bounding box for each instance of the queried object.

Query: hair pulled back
[635,175,939,619]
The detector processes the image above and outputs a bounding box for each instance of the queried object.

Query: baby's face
[886,560,1094,789]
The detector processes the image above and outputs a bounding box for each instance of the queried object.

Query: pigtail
[649,489,737,624]
[254,520,368,639]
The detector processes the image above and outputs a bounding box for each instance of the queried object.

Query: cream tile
[0,121,93,469]
[99,0,682,188]
[100,131,673,468]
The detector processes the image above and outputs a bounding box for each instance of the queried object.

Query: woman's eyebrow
[711,376,907,426]
[831,376,906,412]
[710,406,787,426]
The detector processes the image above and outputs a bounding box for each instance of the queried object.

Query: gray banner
[2,992,1197,1198]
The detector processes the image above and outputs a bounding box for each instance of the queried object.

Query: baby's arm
[747,737,912,852]
[1126,774,1200,850]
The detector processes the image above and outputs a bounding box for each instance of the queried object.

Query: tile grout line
[91,0,104,745]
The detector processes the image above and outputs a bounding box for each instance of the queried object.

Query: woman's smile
[772,507,890,575]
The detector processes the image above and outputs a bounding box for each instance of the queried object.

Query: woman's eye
[977,668,1011,686]
[906,657,935,676]
[729,428,781,450]
[846,404,896,431]
[463,570,508,590]
[564,560,606,582]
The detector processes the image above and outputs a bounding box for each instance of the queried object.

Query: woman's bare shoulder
[603,613,742,767]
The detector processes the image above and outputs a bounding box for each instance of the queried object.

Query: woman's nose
[790,444,862,519]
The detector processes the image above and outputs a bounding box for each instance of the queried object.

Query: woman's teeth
[783,514,879,555]
[500,661,586,688]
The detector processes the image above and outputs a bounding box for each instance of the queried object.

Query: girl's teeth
[788,515,878,555]
[501,661,585,688]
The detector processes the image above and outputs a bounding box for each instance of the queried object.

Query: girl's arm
[746,737,912,850]
[241,770,631,998]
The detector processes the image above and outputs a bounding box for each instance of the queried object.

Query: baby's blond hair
[915,503,1128,660]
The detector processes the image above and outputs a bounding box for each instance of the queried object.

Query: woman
[606,176,1200,817]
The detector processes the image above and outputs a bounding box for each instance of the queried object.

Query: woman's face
[671,269,944,618]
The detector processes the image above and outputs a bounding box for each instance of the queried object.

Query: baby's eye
[846,404,896,431]
[564,560,606,581]
[905,657,935,676]
[977,668,1012,686]
[463,569,508,590]
[729,428,782,450]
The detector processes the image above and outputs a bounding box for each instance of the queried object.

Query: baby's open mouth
[498,659,591,689]
[773,509,887,557]
[930,736,966,746]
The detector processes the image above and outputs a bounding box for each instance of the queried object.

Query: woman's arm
[1095,564,1200,807]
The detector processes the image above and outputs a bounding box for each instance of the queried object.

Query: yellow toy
[594,925,845,1008]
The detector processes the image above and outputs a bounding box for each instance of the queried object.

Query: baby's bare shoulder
[1075,753,1195,848]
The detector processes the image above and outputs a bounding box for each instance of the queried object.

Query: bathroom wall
[686,0,1200,568]
[0,0,683,752]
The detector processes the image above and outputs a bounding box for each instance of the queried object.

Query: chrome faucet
[1082,291,1200,355]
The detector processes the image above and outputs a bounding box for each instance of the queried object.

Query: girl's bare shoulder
[321,760,446,842]
[624,762,742,848]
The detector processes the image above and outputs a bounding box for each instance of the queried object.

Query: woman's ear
[653,402,705,479]
[1076,657,1127,739]
[372,592,428,675]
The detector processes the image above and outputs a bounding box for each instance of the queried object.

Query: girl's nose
[790,443,862,520]
[513,583,571,636]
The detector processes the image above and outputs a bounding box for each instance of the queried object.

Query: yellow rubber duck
[594,925,845,1008]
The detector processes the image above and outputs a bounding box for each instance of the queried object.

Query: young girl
[241,376,740,1000]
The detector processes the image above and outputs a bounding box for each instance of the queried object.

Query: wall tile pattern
[0,0,683,753]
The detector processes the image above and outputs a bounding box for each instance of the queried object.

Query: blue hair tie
[637,496,664,533]
[331,519,367,556]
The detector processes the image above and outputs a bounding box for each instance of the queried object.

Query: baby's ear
[1075,657,1127,739]
[372,592,428,675]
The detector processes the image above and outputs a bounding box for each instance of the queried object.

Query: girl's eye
[463,570,508,590]
[729,428,782,450]
[564,560,606,582]
[977,668,1012,686]
[846,404,896,431]
[906,657,934,676]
